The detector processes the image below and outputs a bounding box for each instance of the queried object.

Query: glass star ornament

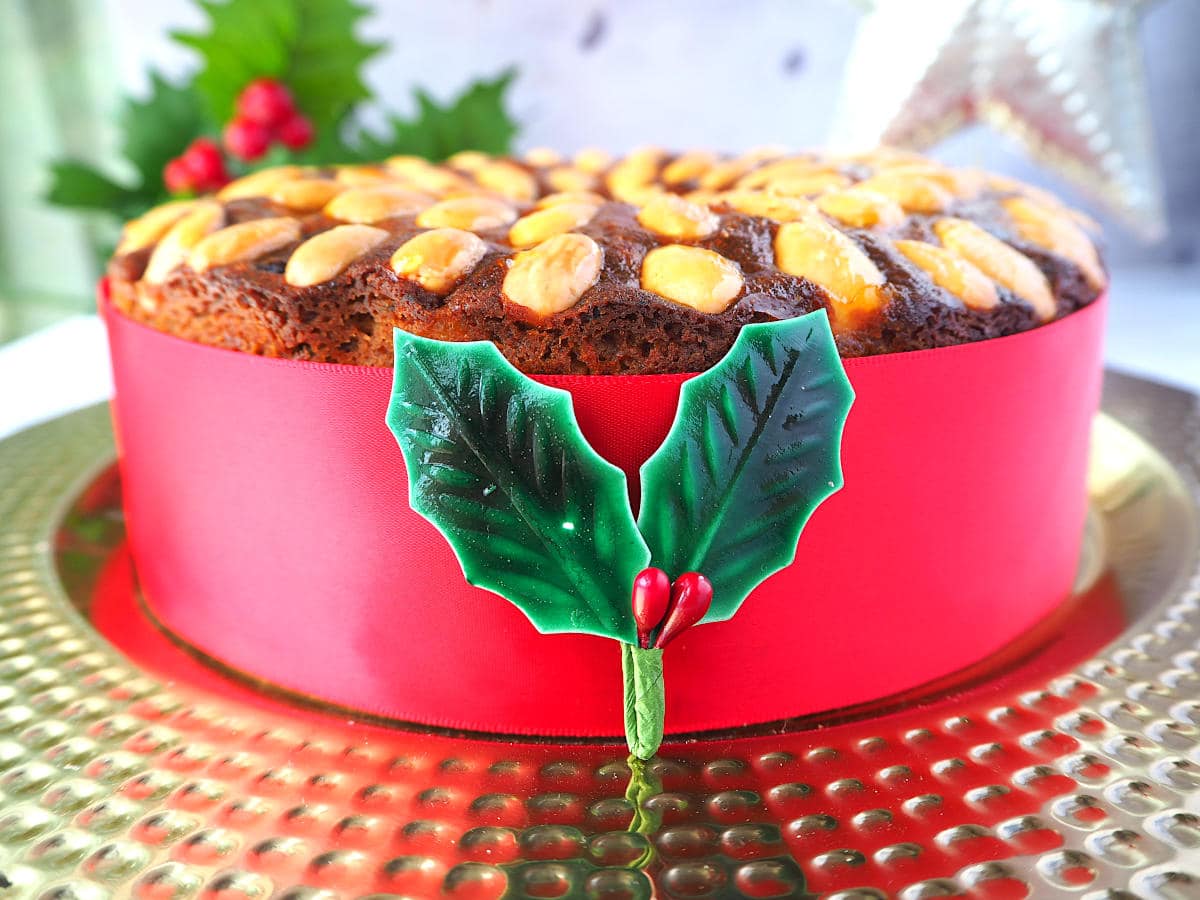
[832,0,1166,240]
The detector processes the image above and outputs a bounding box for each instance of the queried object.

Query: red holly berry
[223,117,272,161]
[163,157,195,194]
[180,138,230,191]
[236,78,296,128]
[654,572,713,649]
[277,113,315,151]
[631,568,671,649]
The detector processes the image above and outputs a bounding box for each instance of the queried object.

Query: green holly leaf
[637,310,854,623]
[387,331,650,642]
[173,0,382,132]
[354,69,519,161]
[45,162,139,213]
[120,72,211,190]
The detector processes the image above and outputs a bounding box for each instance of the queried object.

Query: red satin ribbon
[104,297,1105,736]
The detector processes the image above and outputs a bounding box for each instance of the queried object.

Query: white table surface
[2,265,1198,442]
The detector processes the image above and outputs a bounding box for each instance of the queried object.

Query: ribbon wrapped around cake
[103,293,1105,738]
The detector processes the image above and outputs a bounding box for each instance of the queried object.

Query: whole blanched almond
[118,200,201,254]
[934,218,1055,320]
[774,217,887,326]
[473,160,538,203]
[143,201,225,284]
[855,172,952,213]
[816,188,905,229]
[636,194,719,240]
[416,196,518,231]
[325,187,434,224]
[285,225,389,287]
[641,245,743,314]
[509,204,598,249]
[270,178,344,211]
[391,228,488,295]
[189,218,301,272]
[502,233,603,318]
[218,165,306,201]
[895,239,999,310]
[1002,196,1106,290]
[720,191,813,222]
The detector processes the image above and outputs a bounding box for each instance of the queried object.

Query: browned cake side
[107,148,1106,374]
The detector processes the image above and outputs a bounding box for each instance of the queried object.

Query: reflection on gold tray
[0,370,1197,898]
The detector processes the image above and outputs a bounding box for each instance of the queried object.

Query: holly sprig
[386,311,855,760]
[46,0,518,228]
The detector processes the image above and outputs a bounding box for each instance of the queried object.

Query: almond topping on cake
[855,172,953,214]
[270,178,344,211]
[637,194,719,240]
[217,165,307,201]
[1002,196,1107,290]
[536,191,607,210]
[641,245,744,314]
[391,228,488,295]
[334,165,394,186]
[143,201,226,284]
[473,160,538,203]
[572,147,612,174]
[720,191,813,222]
[774,217,887,325]
[324,186,434,224]
[285,225,389,287]
[816,188,905,229]
[502,233,603,318]
[698,157,756,191]
[661,151,718,186]
[523,147,563,167]
[117,200,202,254]
[768,172,852,197]
[189,218,301,272]
[416,196,518,231]
[509,203,598,249]
[894,239,1000,310]
[933,218,1055,320]
[546,167,599,193]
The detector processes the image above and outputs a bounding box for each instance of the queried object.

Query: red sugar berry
[223,117,272,161]
[654,572,713,649]
[630,567,671,649]
[163,157,195,194]
[277,114,315,151]
[236,78,296,128]
[180,138,229,191]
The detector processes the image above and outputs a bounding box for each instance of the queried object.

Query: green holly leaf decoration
[387,331,650,642]
[353,69,519,161]
[173,0,382,133]
[637,310,854,623]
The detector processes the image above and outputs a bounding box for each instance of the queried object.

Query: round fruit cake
[102,147,1107,736]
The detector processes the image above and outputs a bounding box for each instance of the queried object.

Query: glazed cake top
[107,146,1106,374]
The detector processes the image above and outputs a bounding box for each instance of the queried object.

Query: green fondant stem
[622,644,664,760]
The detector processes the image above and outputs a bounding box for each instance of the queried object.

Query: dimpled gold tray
[0,371,1198,900]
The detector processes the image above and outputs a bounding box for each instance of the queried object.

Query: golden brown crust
[107,148,1106,374]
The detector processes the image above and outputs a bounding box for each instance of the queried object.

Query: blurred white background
[1,0,1198,437]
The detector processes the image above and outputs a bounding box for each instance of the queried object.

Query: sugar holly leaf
[387,331,650,642]
[354,69,519,161]
[637,310,854,623]
[174,0,382,132]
